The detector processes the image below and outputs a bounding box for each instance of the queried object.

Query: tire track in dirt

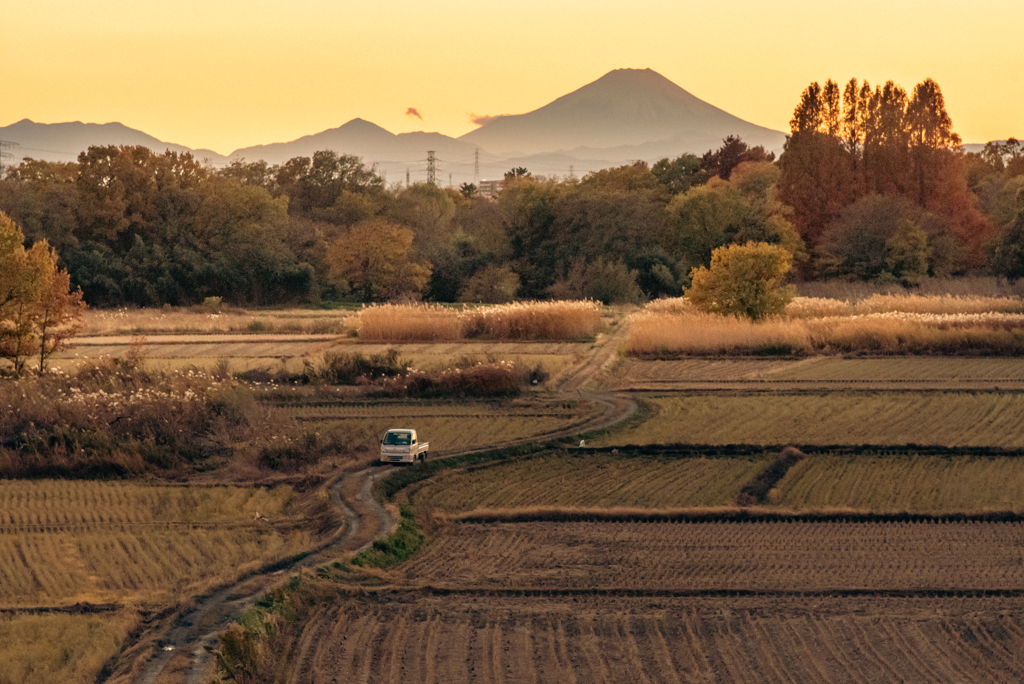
[128,318,638,684]
[130,465,393,684]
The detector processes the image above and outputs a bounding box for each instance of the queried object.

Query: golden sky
[3,0,1021,155]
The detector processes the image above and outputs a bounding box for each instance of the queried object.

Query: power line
[426,150,436,186]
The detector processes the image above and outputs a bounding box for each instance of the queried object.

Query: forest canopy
[0,84,1021,310]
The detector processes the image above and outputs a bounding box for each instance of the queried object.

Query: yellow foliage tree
[327,218,432,302]
[685,241,795,320]
[0,212,86,373]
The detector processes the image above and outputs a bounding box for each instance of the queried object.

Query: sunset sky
[3,0,1021,155]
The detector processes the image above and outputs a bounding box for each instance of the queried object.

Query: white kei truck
[379,428,430,464]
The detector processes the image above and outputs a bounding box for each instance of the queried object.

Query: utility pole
[426,150,436,186]
[474,148,480,184]
[448,172,452,188]
[0,140,18,178]
[406,168,410,187]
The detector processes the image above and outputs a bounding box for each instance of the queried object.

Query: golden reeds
[629,294,1024,356]
[356,301,601,342]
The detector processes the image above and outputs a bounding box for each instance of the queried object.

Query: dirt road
[128,319,636,684]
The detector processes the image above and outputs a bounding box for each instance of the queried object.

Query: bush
[304,348,408,385]
[372,361,520,399]
[686,242,795,320]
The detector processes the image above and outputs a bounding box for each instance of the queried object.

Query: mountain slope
[0,119,228,165]
[458,68,785,156]
[228,119,480,167]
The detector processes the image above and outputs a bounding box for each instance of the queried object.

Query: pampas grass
[356,301,601,342]
[630,294,1024,357]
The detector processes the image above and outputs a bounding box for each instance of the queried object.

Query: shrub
[304,349,408,385]
[371,361,520,399]
[686,242,795,320]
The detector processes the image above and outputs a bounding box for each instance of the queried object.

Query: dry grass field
[596,393,1024,447]
[768,356,1024,382]
[51,338,586,383]
[402,520,1024,592]
[355,301,602,342]
[611,356,1024,387]
[280,398,594,454]
[776,454,1024,512]
[410,451,769,511]
[630,295,1024,356]
[0,481,317,608]
[0,611,140,684]
[293,592,1024,684]
[78,307,353,336]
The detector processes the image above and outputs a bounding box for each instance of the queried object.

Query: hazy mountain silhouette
[0,119,229,165]
[228,118,483,170]
[2,69,788,182]
[458,68,786,157]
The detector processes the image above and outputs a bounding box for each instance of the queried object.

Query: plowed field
[598,393,1024,447]
[410,452,769,511]
[291,518,1024,683]
[293,593,1024,684]
[401,521,1024,592]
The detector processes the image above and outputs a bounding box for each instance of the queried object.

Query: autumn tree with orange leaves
[0,211,86,374]
[779,77,993,276]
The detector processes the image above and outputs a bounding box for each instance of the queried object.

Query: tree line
[1,77,1022,310]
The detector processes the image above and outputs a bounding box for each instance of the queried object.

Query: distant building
[477,179,503,199]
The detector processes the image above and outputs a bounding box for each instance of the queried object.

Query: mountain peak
[458,68,784,156]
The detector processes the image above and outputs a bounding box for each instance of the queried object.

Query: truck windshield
[383,432,412,445]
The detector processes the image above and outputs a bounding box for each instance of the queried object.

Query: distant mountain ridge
[0,119,230,166]
[3,69,789,182]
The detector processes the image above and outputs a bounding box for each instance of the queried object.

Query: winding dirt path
[128,318,636,684]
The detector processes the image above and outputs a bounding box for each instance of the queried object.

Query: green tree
[815,194,924,280]
[663,169,802,273]
[701,136,775,181]
[458,264,520,303]
[685,242,795,320]
[327,218,432,301]
[884,218,930,281]
[547,257,643,305]
[652,154,707,195]
[0,212,86,373]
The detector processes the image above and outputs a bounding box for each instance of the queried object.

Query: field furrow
[598,393,1024,448]
[402,521,1024,592]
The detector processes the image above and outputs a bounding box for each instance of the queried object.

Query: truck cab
[380,429,429,464]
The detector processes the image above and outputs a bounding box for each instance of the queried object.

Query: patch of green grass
[351,504,424,569]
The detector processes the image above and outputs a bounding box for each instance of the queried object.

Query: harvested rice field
[596,392,1024,448]
[410,451,770,512]
[291,593,1024,684]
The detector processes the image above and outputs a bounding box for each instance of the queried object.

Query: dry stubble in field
[776,454,1024,512]
[295,593,1024,684]
[411,451,769,512]
[402,520,1024,592]
[599,393,1024,447]
[284,400,592,453]
[0,481,313,607]
[0,611,139,684]
[79,307,352,336]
